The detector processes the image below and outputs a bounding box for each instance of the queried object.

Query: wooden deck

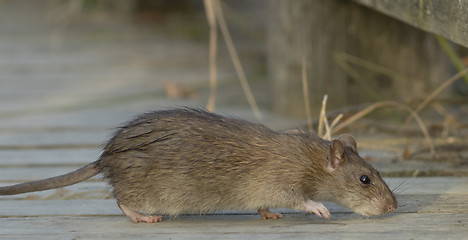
[0,1,467,239]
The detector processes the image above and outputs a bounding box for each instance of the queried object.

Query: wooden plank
[353,0,468,47]
[0,166,102,181]
[0,199,121,216]
[0,130,105,146]
[0,214,466,240]
[397,194,468,213]
[0,148,101,166]
[1,192,466,217]
[386,177,468,194]
[0,182,110,200]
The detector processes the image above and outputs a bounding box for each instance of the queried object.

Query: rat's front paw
[303,199,331,219]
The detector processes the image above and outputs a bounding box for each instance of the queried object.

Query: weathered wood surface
[267,0,453,117]
[1,214,465,240]
[353,0,468,48]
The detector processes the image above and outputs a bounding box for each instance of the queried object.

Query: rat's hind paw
[303,199,331,219]
[130,214,163,223]
[118,202,163,223]
[258,208,283,220]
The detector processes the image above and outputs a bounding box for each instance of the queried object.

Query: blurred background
[0,0,467,180]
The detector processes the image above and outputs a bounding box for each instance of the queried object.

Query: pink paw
[118,203,163,223]
[131,215,163,223]
[303,199,331,219]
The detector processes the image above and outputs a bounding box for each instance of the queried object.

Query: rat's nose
[386,194,398,213]
[387,202,397,213]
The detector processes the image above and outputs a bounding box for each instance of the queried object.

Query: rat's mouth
[350,193,399,216]
[352,202,397,216]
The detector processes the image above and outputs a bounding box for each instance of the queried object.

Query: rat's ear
[327,139,345,172]
[338,134,358,153]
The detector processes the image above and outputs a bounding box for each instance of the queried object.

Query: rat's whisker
[392,178,409,194]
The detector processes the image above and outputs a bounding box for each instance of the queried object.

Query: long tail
[0,161,100,195]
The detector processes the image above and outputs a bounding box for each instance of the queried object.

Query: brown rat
[0,108,397,222]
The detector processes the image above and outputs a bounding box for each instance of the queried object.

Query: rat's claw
[303,199,331,219]
[308,208,331,219]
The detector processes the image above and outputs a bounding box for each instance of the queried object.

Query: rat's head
[319,134,397,216]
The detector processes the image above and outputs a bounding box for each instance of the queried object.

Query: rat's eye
[360,175,371,184]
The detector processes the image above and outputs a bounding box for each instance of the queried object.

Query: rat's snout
[353,192,398,216]
[386,203,396,213]
[386,197,398,213]
[377,193,398,215]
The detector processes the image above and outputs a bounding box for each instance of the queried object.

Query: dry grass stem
[324,117,331,140]
[332,101,436,157]
[435,35,468,84]
[213,0,262,120]
[302,57,313,132]
[204,0,218,112]
[403,68,468,125]
[318,95,331,140]
[330,113,343,130]
[317,95,326,137]
[431,103,460,138]
[335,52,409,81]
